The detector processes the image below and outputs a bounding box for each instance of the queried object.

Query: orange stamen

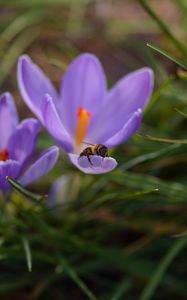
[0,149,10,161]
[75,107,91,148]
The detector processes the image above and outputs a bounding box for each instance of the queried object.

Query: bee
[79,143,109,164]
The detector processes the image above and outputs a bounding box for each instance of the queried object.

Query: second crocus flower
[0,92,59,193]
[17,53,154,174]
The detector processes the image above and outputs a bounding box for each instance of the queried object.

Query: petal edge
[19,146,59,186]
[69,153,117,174]
[17,55,58,124]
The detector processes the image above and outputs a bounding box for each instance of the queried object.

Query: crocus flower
[0,92,59,194]
[48,175,68,208]
[48,174,79,208]
[18,53,154,174]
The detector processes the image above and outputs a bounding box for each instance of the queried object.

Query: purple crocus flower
[48,175,68,208]
[17,53,154,174]
[0,92,59,194]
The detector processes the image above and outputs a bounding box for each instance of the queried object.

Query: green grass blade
[111,171,187,202]
[143,135,187,144]
[0,0,90,7]
[1,10,46,42]
[147,43,187,70]
[140,235,187,300]
[57,255,98,300]
[120,143,180,170]
[138,0,187,56]
[110,278,133,300]
[6,176,46,203]
[0,27,39,85]
[85,188,159,211]
[175,108,187,118]
[22,237,32,272]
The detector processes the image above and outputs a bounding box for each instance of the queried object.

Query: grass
[1,0,187,299]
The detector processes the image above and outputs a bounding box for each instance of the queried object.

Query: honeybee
[79,143,109,164]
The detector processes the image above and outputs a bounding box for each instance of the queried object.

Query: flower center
[75,107,91,148]
[0,149,10,161]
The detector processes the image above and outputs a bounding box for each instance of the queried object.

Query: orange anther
[75,107,91,147]
[77,107,91,118]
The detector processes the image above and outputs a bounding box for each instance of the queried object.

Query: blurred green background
[1,0,187,299]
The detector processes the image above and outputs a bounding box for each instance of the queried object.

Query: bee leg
[87,155,93,165]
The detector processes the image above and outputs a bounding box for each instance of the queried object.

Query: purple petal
[48,175,68,208]
[60,53,107,136]
[89,155,103,167]
[0,160,21,192]
[77,156,91,168]
[19,146,59,186]
[0,92,18,148]
[88,68,153,143]
[8,118,41,165]
[17,55,59,124]
[42,94,73,152]
[103,109,142,148]
[69,153,117,174]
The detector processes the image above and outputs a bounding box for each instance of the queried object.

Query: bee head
[98,145,108,157]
